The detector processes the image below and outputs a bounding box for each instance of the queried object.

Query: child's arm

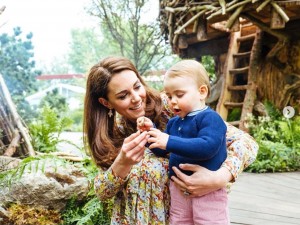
[137,116,153,132]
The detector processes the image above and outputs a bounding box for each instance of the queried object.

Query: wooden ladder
[217,23,258,131]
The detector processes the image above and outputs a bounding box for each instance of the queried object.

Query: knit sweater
[151,106,227,178]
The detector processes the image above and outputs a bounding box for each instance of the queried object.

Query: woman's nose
[131,92,140,103]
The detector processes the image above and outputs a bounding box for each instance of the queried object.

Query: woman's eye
[119,94,127,100]
[134,84,141,90]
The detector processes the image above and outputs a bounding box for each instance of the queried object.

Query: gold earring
[108,109,113,118]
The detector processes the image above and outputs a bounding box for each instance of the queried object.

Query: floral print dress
[94,94,259,225]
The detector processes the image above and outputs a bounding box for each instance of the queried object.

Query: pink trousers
[169,181,229,225]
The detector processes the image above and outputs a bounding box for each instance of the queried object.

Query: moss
[8,204,62,225]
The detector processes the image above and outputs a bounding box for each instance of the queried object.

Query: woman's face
[106,70,147,121]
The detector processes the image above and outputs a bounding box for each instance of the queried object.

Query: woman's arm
[171,123,259,196]
[222,123,259,180]
[94,130,149,200]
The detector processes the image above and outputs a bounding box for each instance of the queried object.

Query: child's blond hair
[165,59,211,97]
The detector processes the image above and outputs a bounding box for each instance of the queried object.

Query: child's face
[164,75,208,118]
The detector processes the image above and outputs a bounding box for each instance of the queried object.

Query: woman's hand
[171,164,233,197]
[111,130,149,178]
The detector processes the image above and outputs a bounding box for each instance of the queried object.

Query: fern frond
[0,155,76,187]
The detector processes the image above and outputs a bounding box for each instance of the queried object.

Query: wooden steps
[233,51,251,58]
[237,33,256,42]
[224,102,244,108]
[216,22,258,131]
[229,66,249,74]
[228,85,250,91]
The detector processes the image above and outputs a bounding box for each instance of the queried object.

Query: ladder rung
[233,51,251,58]
[224,102,244,108]
[228,85,249,91]
[241,22,254,28]
[228,121,240,126]
[229,66,249,75]
[237,33,256,42]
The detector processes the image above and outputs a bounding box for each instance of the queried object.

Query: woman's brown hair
[83,56,167,169]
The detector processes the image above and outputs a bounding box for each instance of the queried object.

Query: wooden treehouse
[159,0,300,131]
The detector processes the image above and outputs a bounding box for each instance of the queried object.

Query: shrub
[246,112,300,173]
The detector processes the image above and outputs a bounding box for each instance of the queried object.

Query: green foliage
[263,101,282,119]
[29,106,73,153]
[0,27,40,100]
[227,108,241,122]
[60,159,112,225]
[246,112,300,173]
[0,157,81,224]
[61,196,111,225]
[68,28,104,73]
[201,55,216,81]
[88,0,172,74]
[0,27,41,121]
[0,155,71,188]
[246,140,297,173]
[39,89,68,114]
[68,108,84,132]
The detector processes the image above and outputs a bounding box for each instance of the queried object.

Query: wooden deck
[229,172,300,225]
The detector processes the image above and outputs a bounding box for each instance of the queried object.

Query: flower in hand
[137,116,153,132]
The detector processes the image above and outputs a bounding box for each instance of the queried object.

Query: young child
[137,59,229,224]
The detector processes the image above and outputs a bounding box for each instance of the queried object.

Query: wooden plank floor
[229,172,300,225]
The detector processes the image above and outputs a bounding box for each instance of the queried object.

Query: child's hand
[147,128,169,150]
[137,116,153,132]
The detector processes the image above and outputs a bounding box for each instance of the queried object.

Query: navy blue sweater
[151,107,227,178]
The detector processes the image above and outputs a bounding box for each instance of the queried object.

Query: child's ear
[199,85,208,99]
[98,97,112,109]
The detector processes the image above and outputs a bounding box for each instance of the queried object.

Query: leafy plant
[29,106,73,153]
[39,89,68,115]
[0,155,71,187]
[61,196,111,225]
[245,110,300,172]
[60,159,112,225]
[0,27,41,122]
[246,140,298,173]
[202,55,216,81]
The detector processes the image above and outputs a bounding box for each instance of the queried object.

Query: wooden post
[196,18,208,41]
[0,74,35,156]
[216,31,241,120]
[178,35,188,49]
[270,7,285,29]
[3,129,20,156]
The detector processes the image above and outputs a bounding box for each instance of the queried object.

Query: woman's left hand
[171,164,232,197]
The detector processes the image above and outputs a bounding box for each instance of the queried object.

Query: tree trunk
[256,40,300,109]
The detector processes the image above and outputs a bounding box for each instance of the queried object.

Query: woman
[83,56,258,224]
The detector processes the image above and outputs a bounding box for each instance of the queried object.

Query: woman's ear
[199,85,208,99]
[98,97,112,109]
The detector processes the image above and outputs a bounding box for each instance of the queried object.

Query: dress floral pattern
[94,149,170,225]
[94,93,258,224]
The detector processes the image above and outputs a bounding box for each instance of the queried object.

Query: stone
[0,161,89,211]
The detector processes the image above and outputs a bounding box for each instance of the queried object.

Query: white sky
[1,0,159,69]
[1,0,97,67]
